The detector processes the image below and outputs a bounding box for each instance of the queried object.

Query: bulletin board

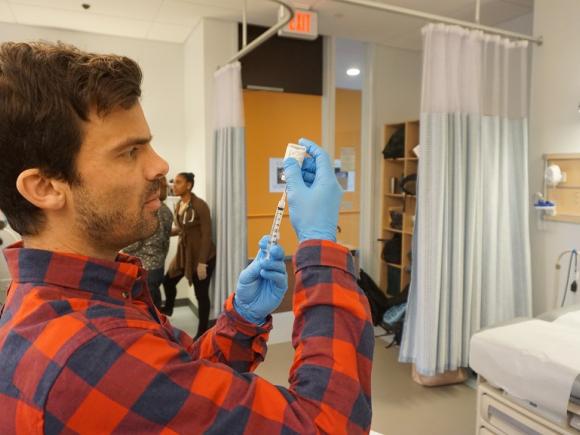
[544,153,580,224]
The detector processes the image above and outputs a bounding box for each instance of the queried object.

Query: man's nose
[147,147,169,179]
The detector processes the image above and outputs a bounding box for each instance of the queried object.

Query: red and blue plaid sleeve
[42,240,373,433]
[171,295,272,373]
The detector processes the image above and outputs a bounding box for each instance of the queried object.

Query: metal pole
[333,0,542,45]
[242,0,248,47]
[225,0,295,65]
[475,0,481,24]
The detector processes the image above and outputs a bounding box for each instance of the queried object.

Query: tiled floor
[256,340,477,435]
[169,306,199,337]
[170,308,477,435]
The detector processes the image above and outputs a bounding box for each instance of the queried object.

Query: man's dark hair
[0,41,142,235]
[178,172,195,190]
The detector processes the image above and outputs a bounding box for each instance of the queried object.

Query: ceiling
[0,0,534,49]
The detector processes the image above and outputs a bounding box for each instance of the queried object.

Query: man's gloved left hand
[234,235,288,325]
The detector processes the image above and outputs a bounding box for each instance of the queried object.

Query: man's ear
[16,169,67,211]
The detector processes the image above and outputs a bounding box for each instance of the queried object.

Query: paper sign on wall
[269,158,286,192]
[269,157,355,192]
[334,159,355,192]
[340,147,356,172]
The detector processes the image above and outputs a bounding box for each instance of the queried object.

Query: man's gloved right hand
[234,236,287,325]
[283,138,343,243]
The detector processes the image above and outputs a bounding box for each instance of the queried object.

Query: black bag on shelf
[381,234,402,264]
[400,173,417,195]
[357,269,389,326]
[389,209,403,229]
[382,127,405,159]
[387,266,401,297]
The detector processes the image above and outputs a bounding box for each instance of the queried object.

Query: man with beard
[0,42,373,433]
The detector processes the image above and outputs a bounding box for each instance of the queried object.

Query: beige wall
[368,44,422,281]
[529,0,580,313]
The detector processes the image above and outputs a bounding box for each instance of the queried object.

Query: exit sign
[278,8,318,40]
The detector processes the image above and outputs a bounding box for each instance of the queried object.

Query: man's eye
[127,147,139,158]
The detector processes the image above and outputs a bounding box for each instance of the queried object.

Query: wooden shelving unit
[543,153,580,224]
[379,121,419,295]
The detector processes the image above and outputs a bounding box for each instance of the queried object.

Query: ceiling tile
[180,0,242,9]
[147,21,195,42]
[0,1,16,22]
[9,0,164,21]
[156,0,239,26]
[11,3,150,39]
[316,1,426,42]
[450,0,531,26]
[500,0,533,8]
[3,0,534,50]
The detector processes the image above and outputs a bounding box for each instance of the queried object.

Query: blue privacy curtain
[211,62,247,318]
[399,24,532,376]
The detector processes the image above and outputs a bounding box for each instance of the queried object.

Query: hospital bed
[470,305,580,434]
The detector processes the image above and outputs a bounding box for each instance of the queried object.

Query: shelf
[381,120,420,292]
[382,261,402,269]
[383,157,418,162]
[544,153,580,160]
[383,227,403,234]
[544,214,580,224]
[385,193,416,199]
[544,153,580,224]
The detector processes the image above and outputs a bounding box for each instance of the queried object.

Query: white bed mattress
[470,312,580,422]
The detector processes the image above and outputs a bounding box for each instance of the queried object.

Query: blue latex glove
[283,138,343,242]
[234,235,288,325]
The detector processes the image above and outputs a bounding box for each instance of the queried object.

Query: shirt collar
[3,242,145,301]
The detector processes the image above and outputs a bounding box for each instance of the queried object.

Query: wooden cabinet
[544,153,580,224]
[379,121,419,295]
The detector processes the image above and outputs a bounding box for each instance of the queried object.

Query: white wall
[497,12,534,35]
[179,18,237,302]
[529,0,580,313]
[184,18,237,203]
[366,44,422,281]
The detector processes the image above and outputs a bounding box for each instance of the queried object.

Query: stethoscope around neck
[180,201,195,225]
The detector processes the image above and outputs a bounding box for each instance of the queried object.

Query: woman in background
[161,172,216,339]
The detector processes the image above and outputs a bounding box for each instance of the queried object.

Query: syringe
[266,190,286,259]
[265,142,307,259]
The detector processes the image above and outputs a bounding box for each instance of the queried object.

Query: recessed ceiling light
[346,67,360,77]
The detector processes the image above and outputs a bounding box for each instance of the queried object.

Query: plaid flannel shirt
[0,240,373,434]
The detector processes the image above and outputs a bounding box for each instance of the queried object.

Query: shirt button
[122,292,129,299]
